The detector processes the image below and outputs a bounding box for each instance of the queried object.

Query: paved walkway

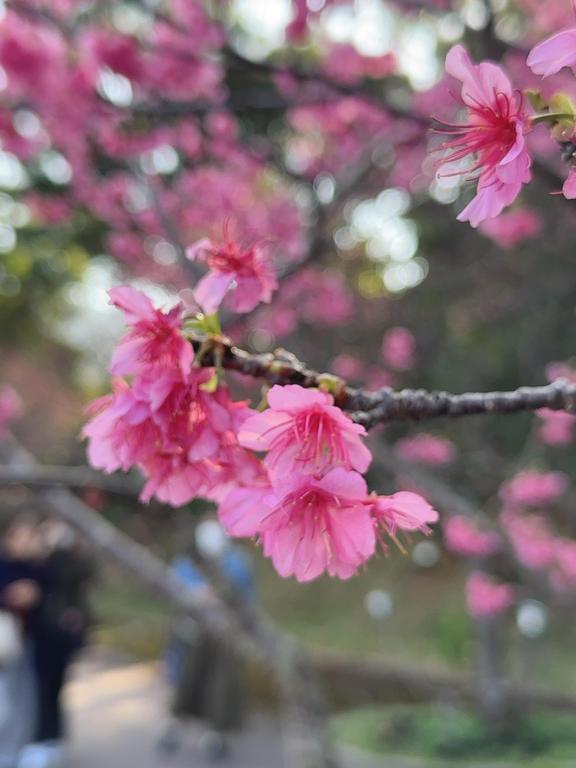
[65,652,387,768]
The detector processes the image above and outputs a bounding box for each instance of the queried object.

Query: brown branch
[350,380,576,427]
[188,333,576,424]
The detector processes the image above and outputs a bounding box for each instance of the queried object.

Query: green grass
[90,550,576,695]
[91,567,170,659]
[334,705,576,766]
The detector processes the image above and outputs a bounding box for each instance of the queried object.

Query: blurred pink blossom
[478,208,542,249]
[444,516,501,557]
[501,509,557,570]
[499,470,568,508]
[323,44,395,85]
[331,354,364,381]
[187,236,277,315]
[466,572,515,618]
[381,327,416,370]
[396,433,456,466]
[537,408,576,445]
[0,386,22,439]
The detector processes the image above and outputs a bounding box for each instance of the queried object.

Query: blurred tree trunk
[472,615,514,735]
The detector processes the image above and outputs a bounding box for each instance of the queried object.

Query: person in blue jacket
[160,519,255,762]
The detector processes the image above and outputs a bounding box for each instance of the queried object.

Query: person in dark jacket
[19,520,93,768]
[0,514,44,768]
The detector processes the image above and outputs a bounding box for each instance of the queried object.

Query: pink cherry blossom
[259,469,376,582]
[381,327,416,371]
[395,433,456,466]
[83,378,160,474]
[238,384,372,480]
[552,540,576,591]
[537,408,576,446]
[331,354,364,381]
[437,45,532,227]
[370,491,439,539]
[517,0,575,36]
[501,509,557,570]
[186,236,277,315]
[478,208,542,248]
[444,516,501,558]
[108,286,193,377]
[546,362,576,384]
[0,386,21,439]
[499,470,568,508]
[466,572,515,618]
[83,368,250,502]
[527,29,576,78]
[218,484,271,538]
[322,44,395,86]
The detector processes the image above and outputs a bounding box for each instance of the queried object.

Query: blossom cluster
[84,285,438,582]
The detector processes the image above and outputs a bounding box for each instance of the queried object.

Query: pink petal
[266,384,331,411]
[219,486,272,537]
[108,285,155,323]
[185,238,213,262]
[527,29,576,78]
[238,410,291,450]
[194,272,234,315]
[446,45,512,109]
[314,468,367,501]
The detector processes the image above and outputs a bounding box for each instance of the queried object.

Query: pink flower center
[266,486,337,535]
[206,241,259,277]
[436,91,524,177]
[290,408,348,471]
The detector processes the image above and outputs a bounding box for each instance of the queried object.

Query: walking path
[65,651,388,768]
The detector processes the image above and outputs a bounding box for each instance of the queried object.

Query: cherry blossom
[238,384,372,480]
[258,470,376,583]
[370,491,439,539]
[396,433,456,466]
[499,470,568,508]
[381,327,416,371]
[0,386,21,439]
[444,516,501,558]
[437,45,532,226]
[478,208,542,249]
[537,408,576,446]
[466,572,515,618]
[108,287,193,377]
[187,236,278,315]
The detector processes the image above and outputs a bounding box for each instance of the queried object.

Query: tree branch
[0,464,142,496]
[188,333,576,424]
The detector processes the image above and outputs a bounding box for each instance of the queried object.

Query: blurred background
[0,0,576,766]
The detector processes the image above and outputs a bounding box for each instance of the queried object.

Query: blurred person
[159,519,255,762]
[19,520,94,768]
[0,514,43,768]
